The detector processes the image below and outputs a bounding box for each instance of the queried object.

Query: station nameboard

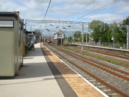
[0,21,14,27]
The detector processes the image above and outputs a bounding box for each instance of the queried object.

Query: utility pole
[127,25,129,49]
[86,24,89,45]
[73,33,74,44]
[81,23,84,52]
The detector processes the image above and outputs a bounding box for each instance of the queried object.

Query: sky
[0,0,129,23]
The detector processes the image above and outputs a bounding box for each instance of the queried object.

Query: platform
[0,43,65,97]
[0,43,106,97]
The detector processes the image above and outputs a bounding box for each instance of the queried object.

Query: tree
[89,20,111,43]
[123,16,129,25]
[83,33,89,42]
[90,20,102,43]
[121,16,129,45]
[110,23,126,46]
[68,36,73,43]
[89,16,129,47]
[73,31,82,42]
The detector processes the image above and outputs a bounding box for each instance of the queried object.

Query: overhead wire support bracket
[26,19,88,24]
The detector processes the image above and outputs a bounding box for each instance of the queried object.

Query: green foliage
[83,33,89,42]
[89,17,129,47]
[110,23,126,45]
[73,31,82,42]
[68,36,73,42]
[89,20,111,43]
[123,16,129,25]
[67,16,129,47]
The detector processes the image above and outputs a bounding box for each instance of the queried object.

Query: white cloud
[0,0,129,23]
[122,6,129,13]
[87,13,124,23]
[116,1,129,14]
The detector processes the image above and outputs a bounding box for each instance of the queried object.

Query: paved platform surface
[0,43,64,97]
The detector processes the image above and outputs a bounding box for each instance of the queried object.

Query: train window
[0,20,14,28]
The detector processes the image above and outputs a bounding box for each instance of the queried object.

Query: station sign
[0,20,14,27]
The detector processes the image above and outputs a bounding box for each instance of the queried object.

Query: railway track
[50,45,129,80]
[86,48,129,60]
[59,45,129,69]
[45,44,129,97]
[68,44,129,60]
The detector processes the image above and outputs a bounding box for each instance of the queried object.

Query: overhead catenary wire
[44,0,52,18]
[76,4,112,21]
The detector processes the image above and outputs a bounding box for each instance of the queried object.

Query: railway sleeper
[107,93,120,97]
[103,89,111,92]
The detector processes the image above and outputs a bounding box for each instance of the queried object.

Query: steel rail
[56,46,129,81]
[45,44,129,97]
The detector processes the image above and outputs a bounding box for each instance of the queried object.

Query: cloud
[87,13,125,23]
[0,0,129,23]
[115,1,129,14]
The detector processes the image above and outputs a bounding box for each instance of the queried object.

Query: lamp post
[127,25,129,49]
